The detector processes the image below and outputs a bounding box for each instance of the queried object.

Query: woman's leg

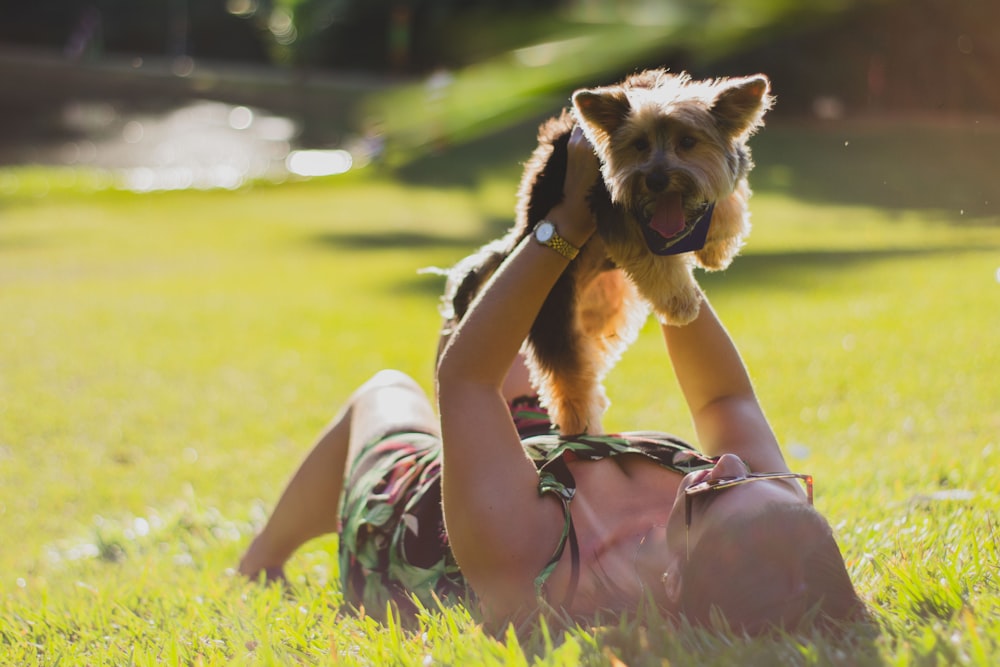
[238,369,438,581]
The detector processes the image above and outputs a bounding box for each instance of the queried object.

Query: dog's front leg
[694,182,751,271]
[628,255,702,325]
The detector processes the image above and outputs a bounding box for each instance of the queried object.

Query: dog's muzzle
[640,200,715,256]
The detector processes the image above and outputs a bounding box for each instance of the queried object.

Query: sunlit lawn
[1,120,999,664]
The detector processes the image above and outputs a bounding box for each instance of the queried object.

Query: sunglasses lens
[683,473,813,561]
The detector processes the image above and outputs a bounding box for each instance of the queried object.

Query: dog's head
[572,70,772,254]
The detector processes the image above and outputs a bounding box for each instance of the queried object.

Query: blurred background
[3,4,1000,662]
[0,0,997,190]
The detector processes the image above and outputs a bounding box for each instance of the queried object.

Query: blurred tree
[1,0,995,116]
[1,0,567,71]
[283,0,568,72]
[0,0,272,63]
[710,0,1000,117]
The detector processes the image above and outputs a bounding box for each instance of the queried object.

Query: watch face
[535,221,554,243]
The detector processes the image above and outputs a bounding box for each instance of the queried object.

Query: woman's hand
[565,125,600,201]
[547,126,600,247]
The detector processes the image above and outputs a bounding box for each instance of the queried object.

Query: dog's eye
[678,135,697,150]
[633,137,650,152]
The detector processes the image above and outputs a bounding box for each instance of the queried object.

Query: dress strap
[533,455,580,608]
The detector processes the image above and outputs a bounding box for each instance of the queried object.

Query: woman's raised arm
[660,297,789,472]
[435,128,599,616]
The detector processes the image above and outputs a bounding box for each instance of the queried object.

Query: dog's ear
[573,87,631,147]
[710,75,773,139]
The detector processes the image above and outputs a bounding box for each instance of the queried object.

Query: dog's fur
[441,69,773,434]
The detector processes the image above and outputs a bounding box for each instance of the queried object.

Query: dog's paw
[653,286,702,325]
[694,242,735,271]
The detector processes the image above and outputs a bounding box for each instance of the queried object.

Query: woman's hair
[677,502,866,634]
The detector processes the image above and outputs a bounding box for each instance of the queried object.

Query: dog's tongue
[648,192,686,239]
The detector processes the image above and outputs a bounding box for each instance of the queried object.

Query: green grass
[1,119,999,664]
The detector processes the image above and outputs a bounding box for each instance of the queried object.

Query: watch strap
[537,221,580,260]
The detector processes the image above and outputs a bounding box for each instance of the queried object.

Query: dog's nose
[645,171,670,193]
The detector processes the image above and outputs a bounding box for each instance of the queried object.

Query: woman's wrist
[543,200,596,249]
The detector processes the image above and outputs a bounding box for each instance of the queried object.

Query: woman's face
[633,453,810,605]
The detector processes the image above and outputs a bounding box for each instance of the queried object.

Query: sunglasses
[683,472,814,561]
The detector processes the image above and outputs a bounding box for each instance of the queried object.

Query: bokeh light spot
[286,149,353,177]
[229,106,254,130]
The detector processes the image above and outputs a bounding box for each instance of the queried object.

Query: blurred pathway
[0,46,395,189]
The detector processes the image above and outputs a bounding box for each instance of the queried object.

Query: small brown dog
[442,69,773,433]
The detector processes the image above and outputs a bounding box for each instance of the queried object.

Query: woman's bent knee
[347,370,437,444]
[362,369,421,393]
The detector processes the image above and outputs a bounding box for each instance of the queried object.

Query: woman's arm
[436,128,599,616]
[661,297,790,472]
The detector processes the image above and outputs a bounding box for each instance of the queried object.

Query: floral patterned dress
[337,396,717,618]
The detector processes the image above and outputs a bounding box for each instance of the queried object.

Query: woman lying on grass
[239,128,865,633]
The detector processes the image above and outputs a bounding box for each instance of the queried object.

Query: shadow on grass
[328,234,999,302]
[306,227,485,302]
[390,117,1000,225]
[311,230,472,250]
[392,115,549,189]
[750,123,1000,222]
[396,269,451,301]
[699,243,1000,292]
[309,226,505,252]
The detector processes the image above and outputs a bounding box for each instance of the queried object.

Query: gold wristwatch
[533,220,580,260]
